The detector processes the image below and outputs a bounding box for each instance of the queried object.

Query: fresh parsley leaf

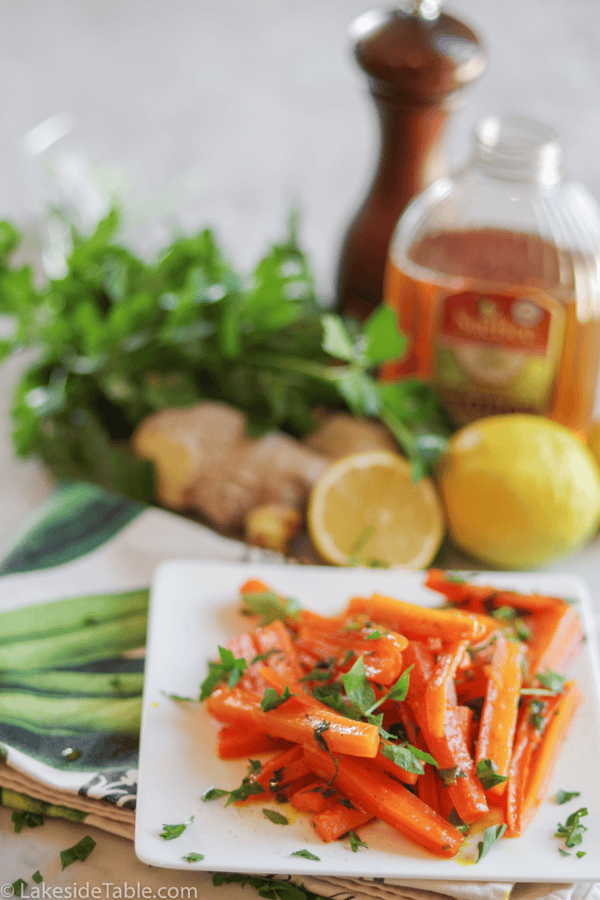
[60,835,97,869]
[556,790,581,805]
[263,808,289,825]
[199,646,247,700]
[183,852,204,862]
[11,810,44,833]
[32,871,43,884]
[536,669,566,693]
[313,721,330,751]
[476,824,507,862]
[291,849,321,861]
[555,807,588,848]
[311,682,362,719]
[381,741,436,776]
[577,851,586,858]
[202,787,229,802]
[342,655,376,713]
[476,759,508,790]
[226,782,266,805]
[260,686,293,711]
[438,766,465,787]
[447,808,469,834]
[348,830,368,852]
[162,691,196,702]
[241,590,301,626]
[159,816,194,840]
[11,880,27,897]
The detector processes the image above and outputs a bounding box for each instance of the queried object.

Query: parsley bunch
[0,210,453,505]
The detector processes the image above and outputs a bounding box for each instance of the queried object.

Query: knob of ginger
[131,401,329,532]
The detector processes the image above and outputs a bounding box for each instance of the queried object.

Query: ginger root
[131,401,329,531]
[244,502,303,553]
[303,412,398,460]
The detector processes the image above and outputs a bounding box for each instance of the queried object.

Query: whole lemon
[436,414,600,569]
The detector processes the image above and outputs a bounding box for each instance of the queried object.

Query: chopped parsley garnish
[241,591,301,626]
[199,647,248,700]
[313,721,330,751]
[381,741,437,776]
[476,758,508,791]
[60,835,97,869]
[263,808,289,825]
[162,691,196,702]
[11,880,27,897]
[555,807,588,849]
[291,849,321,861]
[556,790,581,805]
[438,766,465,787]
[476,824,506,861]
[183,852,205,862]
[536,669,566,693]
[11,810,44,833]
[348,830,368,852]
[260,685,294,711]
[159,816,194,840]
[225,759,265,805]
[202,787,229,802]
[32,872,43,884]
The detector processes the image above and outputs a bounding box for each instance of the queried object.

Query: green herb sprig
[0,210,453,504]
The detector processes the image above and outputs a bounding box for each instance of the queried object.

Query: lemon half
[307,450,445,569]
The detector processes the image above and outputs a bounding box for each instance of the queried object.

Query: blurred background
[1,0,600,543]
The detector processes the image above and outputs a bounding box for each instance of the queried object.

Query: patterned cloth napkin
[0,481,597,900]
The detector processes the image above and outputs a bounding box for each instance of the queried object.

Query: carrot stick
[527,604,584,680]
[303,746,465,858]
[347,593,487,643]
[253,619,304,682]
[504,693,561,836]
[216,724,290,759]
[403,642,488,824]
[475,634,522,795]
[425,638,469,740]
[290,780,338,814]
[240,578,273,595]
[425,571,566,615]
[311,801,374,842]
[206,685,380,758]
[519,680,583,834]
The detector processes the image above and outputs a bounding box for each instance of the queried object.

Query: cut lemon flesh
[307,450,445,569]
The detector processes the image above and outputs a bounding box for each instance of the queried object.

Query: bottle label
[432,290,565,425]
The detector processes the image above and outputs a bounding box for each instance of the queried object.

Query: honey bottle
[383,114,600,434]
[334,0,486,319]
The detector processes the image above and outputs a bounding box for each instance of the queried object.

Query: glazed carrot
[504,692,562,836]
[425,638,469,739]
[240,578,273,595]
[216,724,289,759]
[526,604,584,679]
[425,571,564,615]
[303,745,465,858]
[297,623,407,686]
[225,632,267,692]
[425,570,496,612]
[311,801,374,842]
[206,685,380,758]
[403,642,488,824]
[253,619,304,682]
[453,704,475,754]
[475,633,523,795]
[347,593,486,643]
[290,780,338,814]
[519,680,583,835]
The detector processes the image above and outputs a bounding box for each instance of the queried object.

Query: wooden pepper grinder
[334,0,486,318]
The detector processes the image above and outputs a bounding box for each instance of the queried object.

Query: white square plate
[135,561,600,881]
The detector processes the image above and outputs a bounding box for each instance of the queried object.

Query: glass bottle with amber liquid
[383,114,600,435]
